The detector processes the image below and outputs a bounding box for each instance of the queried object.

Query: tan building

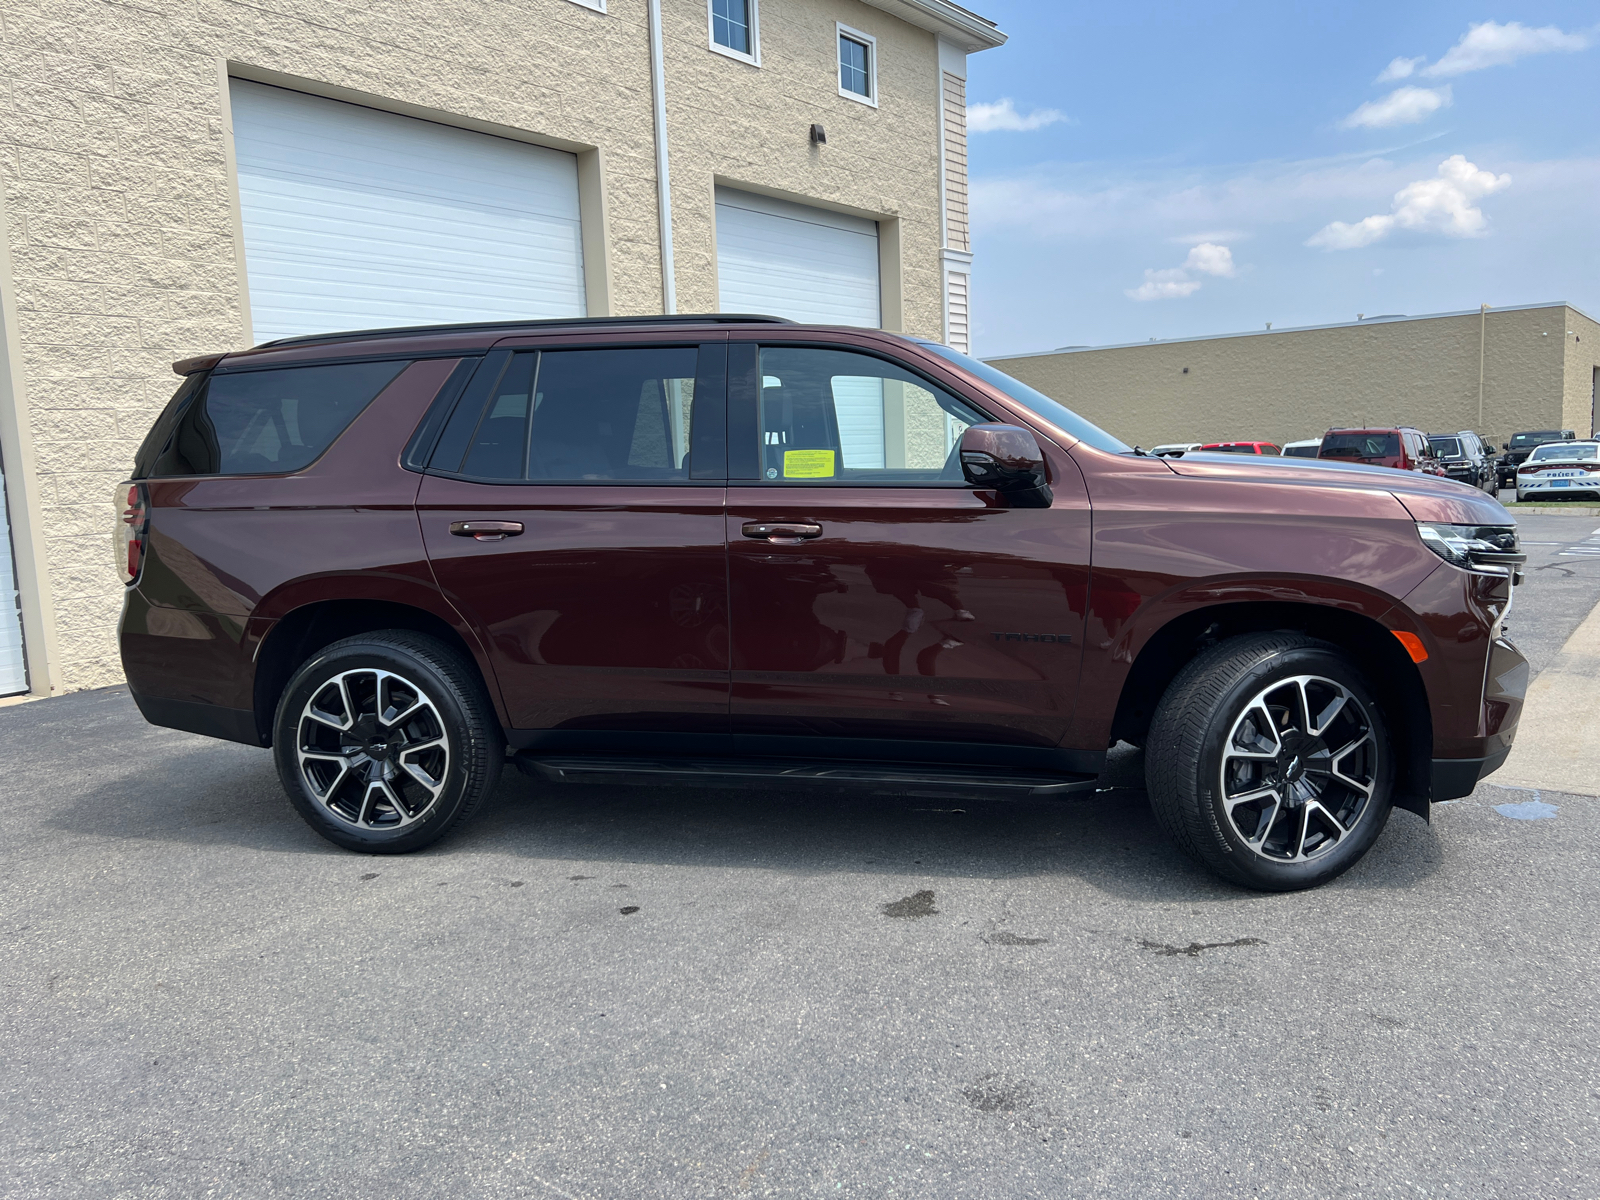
[988,302,1600,455]
[0,0,1005,698]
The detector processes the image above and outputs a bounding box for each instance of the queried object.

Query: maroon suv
[117,315,1527,891]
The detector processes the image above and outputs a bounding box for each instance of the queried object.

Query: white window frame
[836,23,878,108]
[566,0,606,11]
[708,0,760,67]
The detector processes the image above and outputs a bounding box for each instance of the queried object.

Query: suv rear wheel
[1146,632,1393,891]
[272,631,504,854]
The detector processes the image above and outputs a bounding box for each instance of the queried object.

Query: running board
[513,754,1099,797]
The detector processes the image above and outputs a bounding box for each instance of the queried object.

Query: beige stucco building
[988,302,1600,455]
[0,0,1004,698]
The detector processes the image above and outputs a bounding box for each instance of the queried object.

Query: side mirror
[1502,443,1510,451]
[959,424,1053,508]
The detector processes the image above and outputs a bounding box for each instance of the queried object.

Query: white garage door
[715,188,882,464]
[0,454,27,696]
[230,80,587,344]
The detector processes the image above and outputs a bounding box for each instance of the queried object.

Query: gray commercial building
[988,302,1600,454]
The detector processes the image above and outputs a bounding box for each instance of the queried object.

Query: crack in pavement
[1138,937,1265,958]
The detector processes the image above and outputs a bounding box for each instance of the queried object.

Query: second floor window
[838,29,874,102]
[711,0,754,59]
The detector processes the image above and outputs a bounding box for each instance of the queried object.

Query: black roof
[255,313,795,350]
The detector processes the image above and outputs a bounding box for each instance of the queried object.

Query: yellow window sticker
[783,449,836,479]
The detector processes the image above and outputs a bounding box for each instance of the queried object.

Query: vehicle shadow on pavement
[460,768,1444,899]
[43,718,1443,902]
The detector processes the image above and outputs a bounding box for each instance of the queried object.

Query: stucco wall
[662,0,943,332]
[988,305,1577,453]
[0,0,955,692]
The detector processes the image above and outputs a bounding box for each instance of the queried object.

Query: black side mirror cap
[959,423,1053,508]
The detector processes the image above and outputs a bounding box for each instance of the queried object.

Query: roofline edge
[987,301,1596,362]
[858,0,1006,50]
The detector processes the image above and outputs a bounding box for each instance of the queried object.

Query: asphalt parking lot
[4,513,1599,1199]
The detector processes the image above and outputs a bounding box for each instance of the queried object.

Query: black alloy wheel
[273,631,503,853]
[1146,632,1394,891]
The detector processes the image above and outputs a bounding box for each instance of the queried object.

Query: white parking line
[1557,530,1600,557]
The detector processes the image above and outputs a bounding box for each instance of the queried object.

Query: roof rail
[253,313,795,350]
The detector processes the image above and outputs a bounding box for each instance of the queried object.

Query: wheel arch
[252,599,502,746]
[1109,601,1432,818]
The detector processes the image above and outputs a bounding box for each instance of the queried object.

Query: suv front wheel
[273,631,504,854]
[1146,633,1394,891]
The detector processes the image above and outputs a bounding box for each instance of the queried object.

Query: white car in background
[1150,442,1203,457]
[1516,440,1600,501]
[1282,438,1321,459]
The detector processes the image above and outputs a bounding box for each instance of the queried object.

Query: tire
[1146,632,1393,892]
[273,631,504,854]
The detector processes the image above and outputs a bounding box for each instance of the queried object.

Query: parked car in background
[1282,438,1321,458]
[117,313,1527,892]
[1318,427,1443,475]
[1497,429,1577,490]
[1149,442,1203,457]
[1198,441,1281,455]
[1428,431,1495,492]
[1515,440,1600,501]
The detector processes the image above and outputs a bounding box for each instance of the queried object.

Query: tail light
[115,482,148,585]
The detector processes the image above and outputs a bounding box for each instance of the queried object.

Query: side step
[514,754,1099,798]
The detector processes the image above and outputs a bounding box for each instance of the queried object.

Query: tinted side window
[753,347,988,484]
[132,372,207,478]
[448,347,702,482]
[530,348,699,481]
[149,360,407,477]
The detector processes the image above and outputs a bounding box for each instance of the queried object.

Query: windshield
[913,342,1132,453]
[1428,437,1462,458]
[1529,442,1598,463]
[1511,431,1563,448]
[1320,432,1398,459]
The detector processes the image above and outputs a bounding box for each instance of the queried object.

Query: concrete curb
[1494,595,1600,797]
[1499,506,1600,515]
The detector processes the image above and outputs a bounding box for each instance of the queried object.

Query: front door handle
[742,521,823,546]
[450,520,524,542]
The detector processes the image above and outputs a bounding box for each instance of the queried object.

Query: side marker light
[1392,631,1428,663]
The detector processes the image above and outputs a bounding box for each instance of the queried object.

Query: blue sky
[964,3,1600,357]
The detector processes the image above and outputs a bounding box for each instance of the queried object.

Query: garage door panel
[231,80,585,343]
[716,188,883,466]
[715,188,880,329]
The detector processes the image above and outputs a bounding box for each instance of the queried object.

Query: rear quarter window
[146,360,408,477]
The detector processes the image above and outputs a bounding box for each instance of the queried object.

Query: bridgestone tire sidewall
[1159,640,1395,891]
[272,635,502,855]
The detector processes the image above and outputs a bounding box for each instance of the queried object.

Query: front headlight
[1416,523,1525,577]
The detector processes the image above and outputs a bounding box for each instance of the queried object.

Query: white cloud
[1126,242,1235,300]
[1422,20,1590,77]
[1376,56,1422,82]
[1184,242,1236,277]
[968,98,1069,133]
[1307,154,1511,250]
[1127,269,1202,302]
[1340,85,1451,129]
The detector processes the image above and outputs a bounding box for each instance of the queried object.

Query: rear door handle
[742,522,822,545]
[450,520,524,541]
